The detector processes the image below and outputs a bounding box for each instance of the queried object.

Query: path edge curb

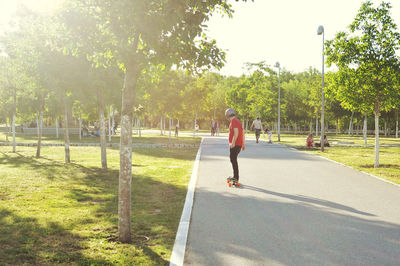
[169,137,203,266]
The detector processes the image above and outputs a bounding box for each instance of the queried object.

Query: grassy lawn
[0,145,198,265]
[261,134,400,185]
[0,131,200,145]
[261,133,400,147]
[304,147,400,185]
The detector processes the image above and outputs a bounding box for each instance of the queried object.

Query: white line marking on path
[170,138,203,266]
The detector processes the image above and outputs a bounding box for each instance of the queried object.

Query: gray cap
[225,108,236,118]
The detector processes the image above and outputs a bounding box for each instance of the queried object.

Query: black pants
[230,146,242,181]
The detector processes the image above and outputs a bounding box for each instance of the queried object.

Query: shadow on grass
[0,208,111,265]
[0,150,187,265]
[108,146,198,161]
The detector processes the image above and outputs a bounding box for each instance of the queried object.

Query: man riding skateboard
[225,108,245,186]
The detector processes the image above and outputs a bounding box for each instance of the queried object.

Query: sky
[1,0,400,76]
[205,0,400,76]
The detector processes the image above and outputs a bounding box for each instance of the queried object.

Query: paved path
[184,137,400,266]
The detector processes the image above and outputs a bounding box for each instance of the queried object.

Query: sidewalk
[184,137,400,265]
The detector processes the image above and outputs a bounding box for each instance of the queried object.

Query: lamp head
[274,62,280,68]
[317,25,324,35]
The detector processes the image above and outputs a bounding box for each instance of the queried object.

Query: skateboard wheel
[227,179,229,183]
[236,183,240,187]
[228,183,232,187]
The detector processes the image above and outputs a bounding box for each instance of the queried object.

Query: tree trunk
[36,114,39,137]
[5,116,9,142]
[363,113,367,145]
[348,111,354,136]
[56,117,59,138]
[138,118,141,137]
[79,114,82,140]
[168,117,171,139]
[12,88,16,153]
[12,114,16,153]
[384,119,388,137]
[97,89,107,170]
[315,114,319,137]
[309,119,312,133]
[112,109,115,136]
[160,116,163,135]
[108,106,112,142]
[118,63,139,243]
[374,103,380,168]
[396,110,399,139]
[62,93,70,163]
[36,97,45,158]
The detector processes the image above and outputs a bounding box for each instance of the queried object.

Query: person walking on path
[226,108,245,183]
[251,117,263,143]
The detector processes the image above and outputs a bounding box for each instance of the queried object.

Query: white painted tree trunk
[138,118,141,138]
[169,117,171,139]
[79,115,82,140]
[336,119,339,135]
[112,110,115,136]
[363,113,367,145]
[309,119,312,133]
[108,106,112,142]
[384,120,388,137]
[348,111,354,136]
[63,95,70,163]
[36,114,39,137]
[99,104,107,169]
[160,116,163,135]
[315,115,319,137]
[36,107,44,158]
[56,117,59,138]
[5,117,9,142]
[12,114,16,153]
[374,106,380,168]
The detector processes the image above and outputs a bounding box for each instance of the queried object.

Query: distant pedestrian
[225,108,245,185]
[251,117,263,143]
[211,120,216,136]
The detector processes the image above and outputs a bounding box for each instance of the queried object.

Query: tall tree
[63,0,232,242]
[326,1,400,167]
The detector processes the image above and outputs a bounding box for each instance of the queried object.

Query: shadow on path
[186,188,400,266]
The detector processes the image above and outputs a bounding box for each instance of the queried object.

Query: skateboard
[226,177,240,187]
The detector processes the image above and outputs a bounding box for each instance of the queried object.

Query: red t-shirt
[229,117,244,146]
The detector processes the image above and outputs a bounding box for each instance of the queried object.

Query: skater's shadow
[242,185,375,217]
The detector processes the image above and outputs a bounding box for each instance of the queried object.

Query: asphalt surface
[184,136,400,266]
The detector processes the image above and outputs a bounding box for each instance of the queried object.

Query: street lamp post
[274,62,281,142]
[317,25,325,152]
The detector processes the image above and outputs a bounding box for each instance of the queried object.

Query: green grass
[0,145,198,265]
[0,131,200,145]
[259,133,400,147]
[259,134,400,185]
[304,147,400,185]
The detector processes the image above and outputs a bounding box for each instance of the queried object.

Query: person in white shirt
[251,117,263,143]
